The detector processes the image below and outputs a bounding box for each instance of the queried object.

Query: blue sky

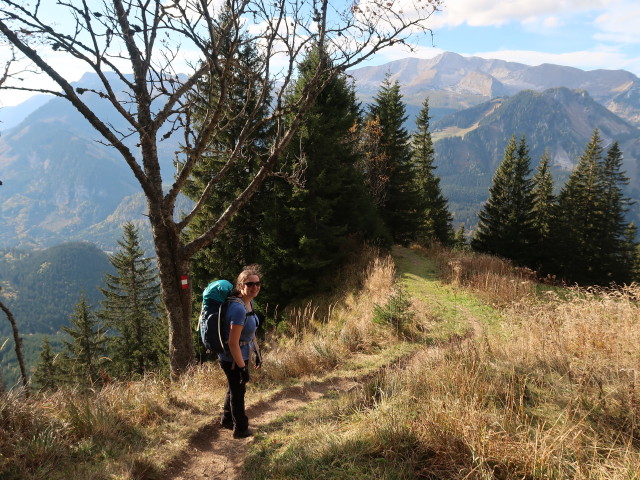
[366,0,640,74]
[1,0,639,107]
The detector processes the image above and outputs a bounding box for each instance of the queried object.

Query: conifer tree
[359,116,391,209]
[259,50,388,303]
[553,129,608,283]
[366,74,421,245]
[60,293,107,387]
[621,223,640,282]
[412,97,454,245]
[531,152,556,272]
[98,223,165,377]
[598,141,634,282]
[453,224,468,250]
[32,337,60,391]
[471,135,536,266]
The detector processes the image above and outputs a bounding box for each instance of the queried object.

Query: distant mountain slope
[350,52,640,127]
[432,87,640,229]
[0,242,113,336]
[0,94,53,132]
[0,74,181,250]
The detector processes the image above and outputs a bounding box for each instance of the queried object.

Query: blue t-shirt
[218,300,258,363]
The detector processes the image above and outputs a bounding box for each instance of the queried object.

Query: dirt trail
[160,375,363,480]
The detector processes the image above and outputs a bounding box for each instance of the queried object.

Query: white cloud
[542,16,565,28]
[431,0,614,28]
[594,4,640,43]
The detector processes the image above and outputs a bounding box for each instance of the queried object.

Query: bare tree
[0,291,30,397]
[0,0,441,376]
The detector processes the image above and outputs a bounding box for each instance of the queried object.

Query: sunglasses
[244,281,261,287]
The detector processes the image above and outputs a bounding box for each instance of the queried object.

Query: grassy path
[161,246,502,480]
[391,245,502,341]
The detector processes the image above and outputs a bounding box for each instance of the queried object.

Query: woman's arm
[228,323,245,368]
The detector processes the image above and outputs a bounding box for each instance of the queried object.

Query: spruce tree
[60,292,107,388]
[471,135,536,266]
[531,152,556,273]
[259,50,388,303]
[598,141,634,282]
[621,223,640,282]
[453,224,468,250]
[97,223,165,377]
[553,129,607,283]
[182,16,271,298]
[32,337,61,391]
[412,97,454,246]
[366,74,421,245]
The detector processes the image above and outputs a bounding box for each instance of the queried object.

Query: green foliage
[0,242,112,335]
[372,286,414,338]
[59,293,108,388]
[471,135,537,266]
[367,74,422,245]
[182,16,271,304]
[31,337,62,391]
[257,49,389,305]
[96,223,167,378]
[552,130,635,284]
[530,152,556,272]
[412,97,454,246]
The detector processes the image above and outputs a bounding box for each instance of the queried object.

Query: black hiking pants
[219,360,249,432]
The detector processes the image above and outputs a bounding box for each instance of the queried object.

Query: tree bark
[0,299,30,397]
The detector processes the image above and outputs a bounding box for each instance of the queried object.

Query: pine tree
[471,135,536,266]
[412,97,454,246]
[60,292,107,387]
[32,337,61,391]
[531,152,556,273]
[598,141,634,282]
[621,222,640,282]
[366,74,421,245]
[553,129,607,283]
[258,49,388,303]
[97,223,165,377]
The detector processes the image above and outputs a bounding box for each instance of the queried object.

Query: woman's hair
[232,264,262,296]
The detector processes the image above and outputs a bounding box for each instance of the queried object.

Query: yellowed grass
[0,245,399,479]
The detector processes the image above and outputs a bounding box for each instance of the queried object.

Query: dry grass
[426,245,539,306]
[245,247,640,480]
[257,250,398,383]
[0,245,398,480]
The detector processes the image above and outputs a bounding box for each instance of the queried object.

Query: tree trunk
[149,211,194,377]
[0,299,30,397]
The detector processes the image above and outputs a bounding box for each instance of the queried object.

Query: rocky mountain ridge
[1,53,640,249]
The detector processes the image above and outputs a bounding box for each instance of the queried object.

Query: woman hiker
[218,266,262,438]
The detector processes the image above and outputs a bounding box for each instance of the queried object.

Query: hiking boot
[219,419,234,430]
[233,427,254,439]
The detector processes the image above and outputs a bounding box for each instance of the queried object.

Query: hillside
[431,87,640,228]
[2,246,639,479]
[0,73,182,251]
[0,242,113,388]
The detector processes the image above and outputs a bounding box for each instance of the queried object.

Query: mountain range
[1,52,640,250]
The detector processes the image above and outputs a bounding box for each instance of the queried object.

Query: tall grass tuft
[426,245,538,305]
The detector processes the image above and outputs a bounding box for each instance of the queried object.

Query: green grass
[392,246,503,341]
